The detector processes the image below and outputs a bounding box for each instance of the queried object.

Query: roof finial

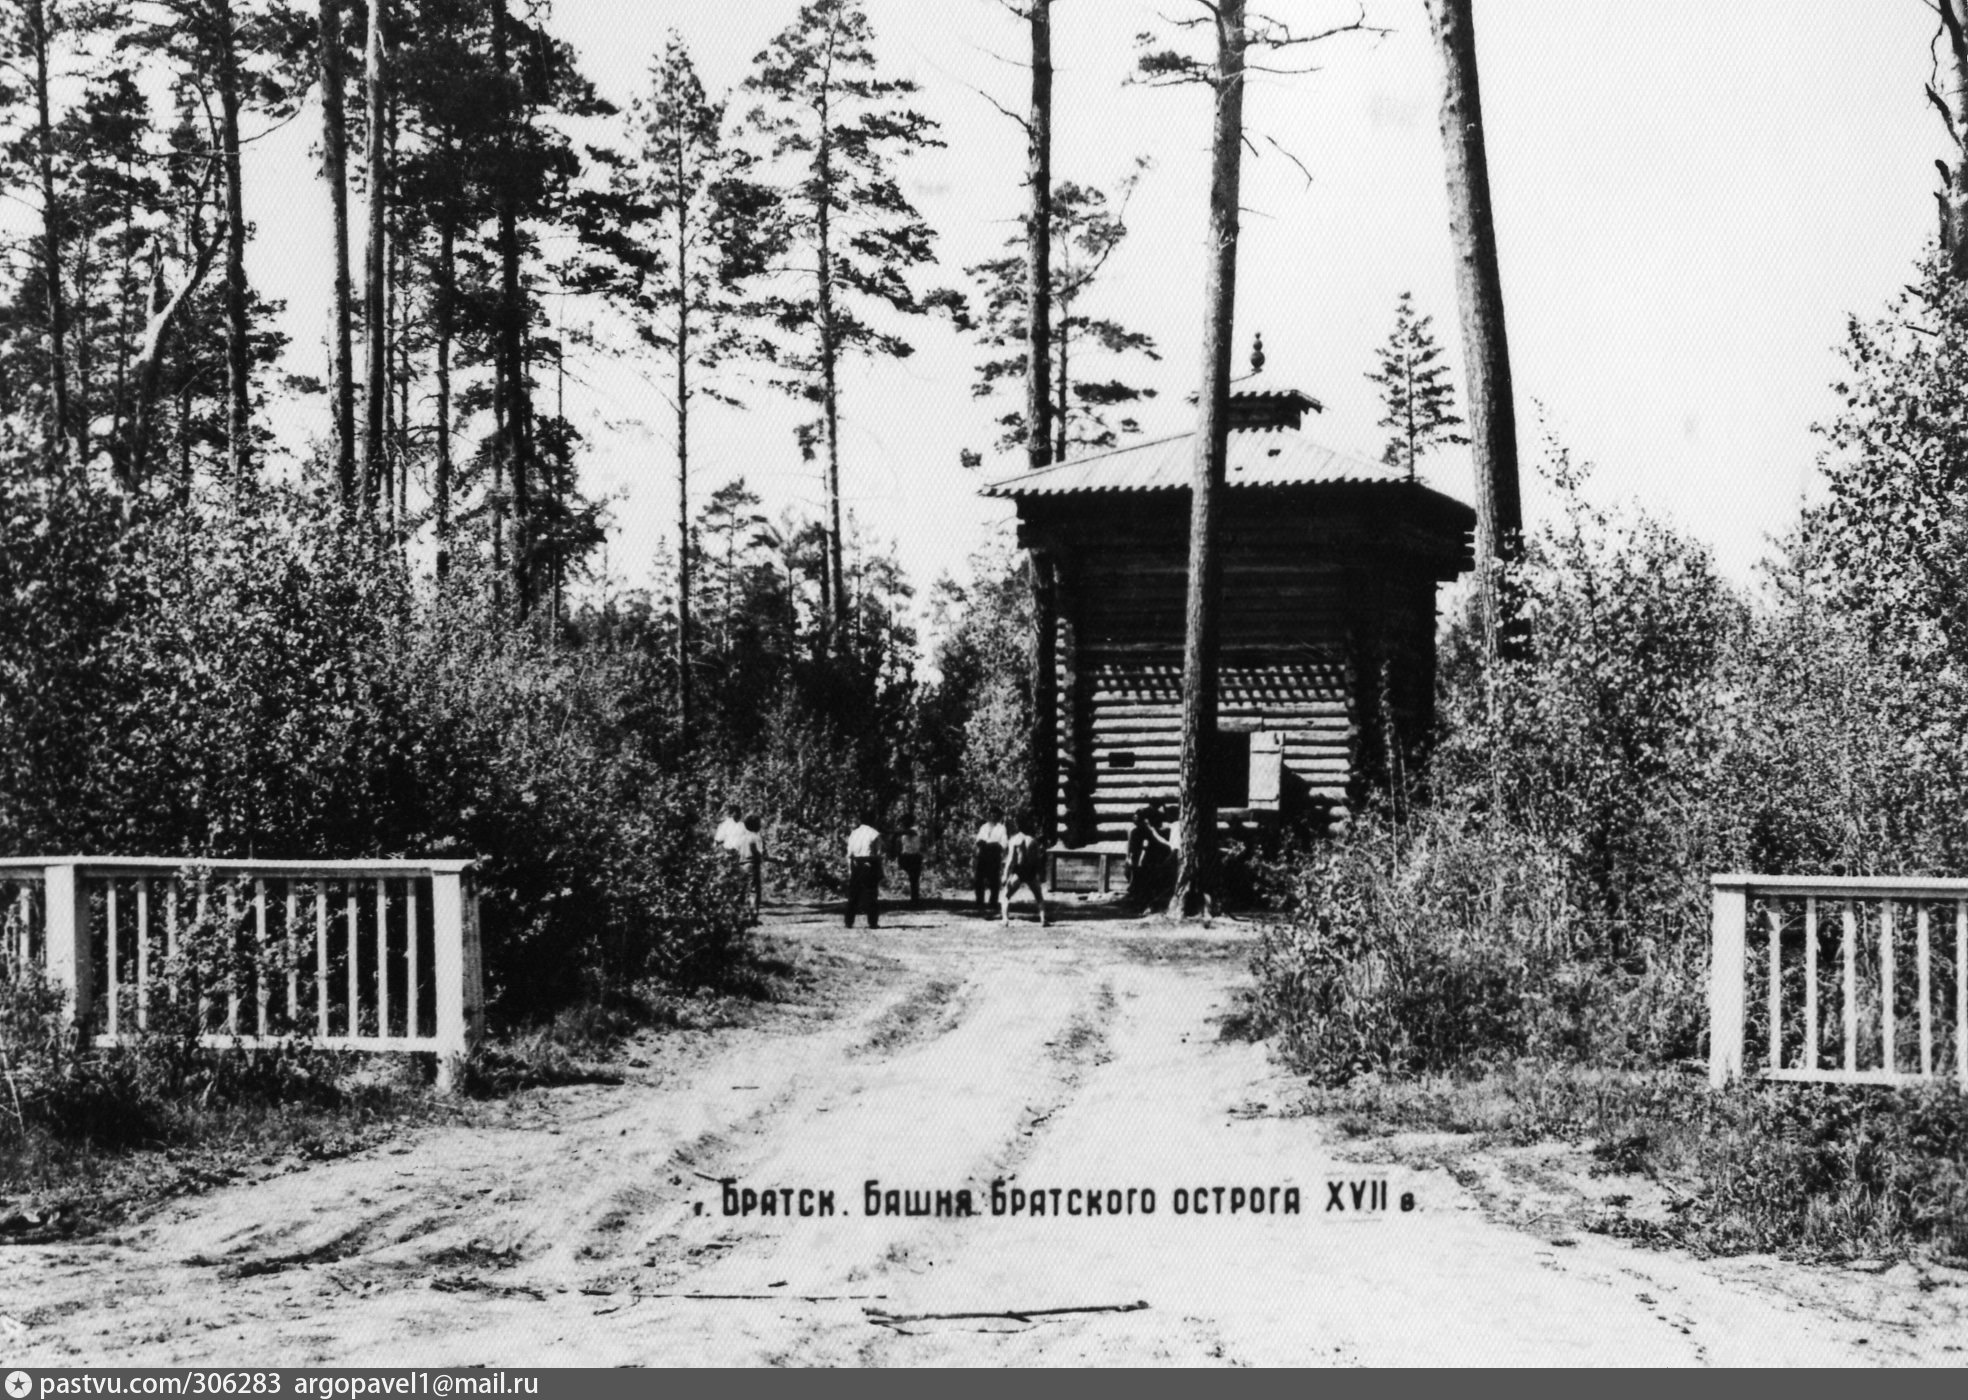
[1250,331,1266,375]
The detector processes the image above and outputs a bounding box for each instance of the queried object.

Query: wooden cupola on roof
[981,335,1476,884]
[1223,333,1321,431]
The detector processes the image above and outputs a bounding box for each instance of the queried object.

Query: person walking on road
[973,808,1007,914]
[845,813,884,929]
[735,813,766,914]
[1001,815,1049,927]
[897,816,924,907]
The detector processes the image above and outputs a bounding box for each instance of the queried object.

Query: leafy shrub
[0,480,752,1024]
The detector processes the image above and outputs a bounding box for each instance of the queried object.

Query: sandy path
[2,902,1962,1367]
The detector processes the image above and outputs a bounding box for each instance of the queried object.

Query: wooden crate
[1049,846,1126,895]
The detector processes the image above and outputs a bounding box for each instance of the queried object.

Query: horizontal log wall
[1029,488,1465,844]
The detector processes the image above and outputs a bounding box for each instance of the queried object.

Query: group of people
[840,812,926,929]
[713,807,768,913]
[968,809,1049,927]
[1126,801,1182,899]
[711,805,928,928]
[720,799,1255,926]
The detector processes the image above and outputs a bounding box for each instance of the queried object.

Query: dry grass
[1305,1063,1968,1265]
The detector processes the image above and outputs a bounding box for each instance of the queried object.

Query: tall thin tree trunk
[815,157,845,639]
[320,0,356,508]
[1054,312,1070,463]
[212,0,253,490]
[27,0,74,471]
[1938,1,1968,281]
[72,205,93,469]
[360,0,388,515]
[434,217,455,580]
[1171,0,1246,919]
[675,136,695,746]
[493,0,532,613]
[1025,0,1053,476]
[1025,0,1057,842]
[1426,0,1523,657]
[809,26,846,644]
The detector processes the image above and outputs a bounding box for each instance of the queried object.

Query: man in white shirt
[713,805,744,855]
[845,814,884,928]
[973,808,1007,914]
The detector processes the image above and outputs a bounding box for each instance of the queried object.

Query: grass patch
[1308,1063,1968,1264]
[0,1045,441,1239]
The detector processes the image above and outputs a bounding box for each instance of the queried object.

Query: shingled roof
[979,426,1478,510]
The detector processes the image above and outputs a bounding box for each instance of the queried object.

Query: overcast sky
[239,0,1953,601]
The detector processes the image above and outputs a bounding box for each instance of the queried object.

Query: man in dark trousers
[973,807,1007,914]
[896,815,924,907]
[845,813,884,929]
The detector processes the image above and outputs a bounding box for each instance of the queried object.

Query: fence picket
[1843,901,1857,1074]
[106,880,120,1037]
[406,881,419,1040]
[345,890,359,1039]
[375,878,389,1040]
[285,885,298,1025]
[1959,902,1967,1085]
[1917,905,1933,1078]
[225,887,241,1037]
[1803,897,1819,1072]
[1882,900,1897,1074]
[315,886,329,1038]
[136,879,149,1032]
[1767,905,1781,1070]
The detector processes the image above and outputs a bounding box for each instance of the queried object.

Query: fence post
[431,866,485,1093]
[1709,879,1747,1087]
[43,862,91,1040]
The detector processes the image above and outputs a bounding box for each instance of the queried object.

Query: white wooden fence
[0,857,484,1090]
[1710,875,1968,1089]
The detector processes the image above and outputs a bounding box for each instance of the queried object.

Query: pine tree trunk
[492,0,532,613]
[816,137,846,644]
[72,209,93,470]
[434,216,454,580]
[1426,0,1523,657]
[28,0,74,471]
[1025,0,1053,476]
[320,0,356,509]
[674,142,695,748]
[213,0,254,490]
[360,0,388,516]
[1940,1,1968,282]
[1054,312,1070,463]
[1171,0,1246,920]
[1026,0,1056,843]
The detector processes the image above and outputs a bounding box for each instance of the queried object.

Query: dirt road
[4,902,1963,1366]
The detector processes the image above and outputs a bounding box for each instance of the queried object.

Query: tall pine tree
[967,172,1160,463]
[740,0,963,641]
